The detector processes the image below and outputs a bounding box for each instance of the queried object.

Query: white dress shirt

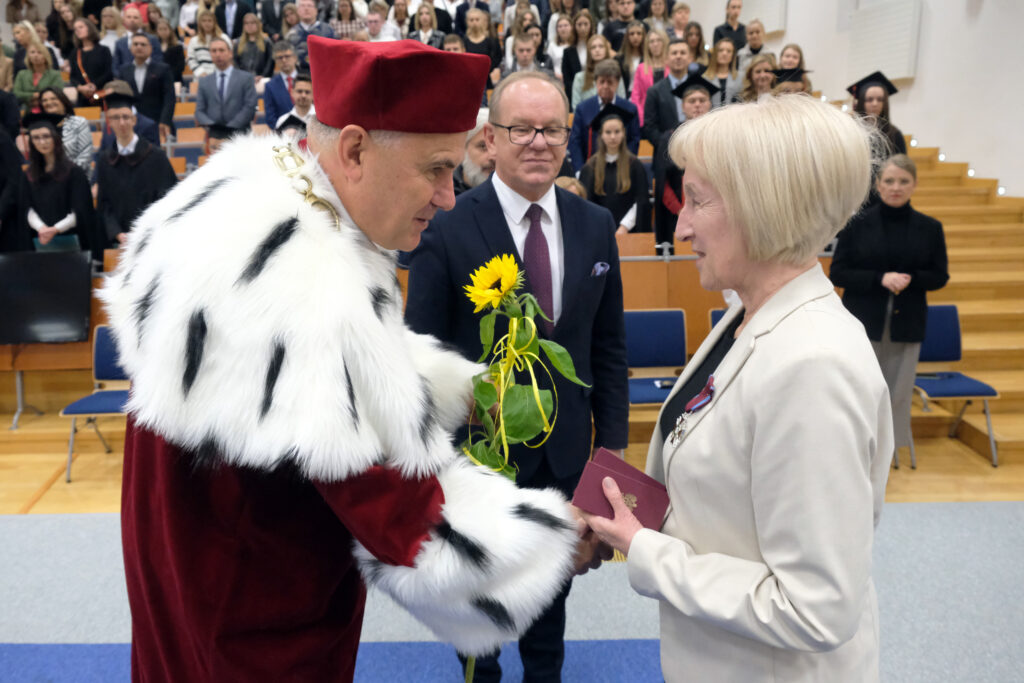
[491,172,564,324]
[225,0,238,32]
[117,134,141,156]
[134,58,150,95]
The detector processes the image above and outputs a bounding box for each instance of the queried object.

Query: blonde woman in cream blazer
[582,95,894,682]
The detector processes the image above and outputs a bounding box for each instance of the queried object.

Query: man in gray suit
[195,37,258,138]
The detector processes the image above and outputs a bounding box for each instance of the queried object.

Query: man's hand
[615,225,629,236]
[881,272,911,295]
[117,232,129,244]
[159,123,171,143]
[578,477,644,557]
[37,226,58,245]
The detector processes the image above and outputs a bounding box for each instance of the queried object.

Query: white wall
[685,0,1023,194]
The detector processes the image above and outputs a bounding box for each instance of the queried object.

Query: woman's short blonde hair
[668,95,875,265]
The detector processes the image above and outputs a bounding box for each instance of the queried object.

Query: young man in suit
[406,70,629,683]
[195,37,258,136]
[259,0,284,40]
[263,41,298,130]
[641,37,692,145]
[567,58,640,172]
[216,0,255,40]
[120,34,175,142]
[112,6,163,73]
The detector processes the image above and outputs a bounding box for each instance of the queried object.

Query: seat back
[93,325,129,383]
[919,305,962,363]
[709,308,726,329]
[624,310,686,368]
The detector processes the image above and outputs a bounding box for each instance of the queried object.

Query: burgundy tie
[523,203,553,334]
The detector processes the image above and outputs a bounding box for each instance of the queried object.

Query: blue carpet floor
[3,502,1024,681]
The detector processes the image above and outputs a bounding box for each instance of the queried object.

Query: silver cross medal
[669,412,690,448]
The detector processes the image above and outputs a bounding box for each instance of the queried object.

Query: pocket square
[591,261,610,277]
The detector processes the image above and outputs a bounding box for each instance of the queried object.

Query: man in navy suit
[120,34,175,142]
[112,6,163,73]
[641,37,698,145]
[263,41,298,130]
[406,71,628,683]
[567,59,639,172]
[195,38,258,135]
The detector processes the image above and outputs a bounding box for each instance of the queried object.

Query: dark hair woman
[579,110,650,235]
[38,87,94,175]
[849,71,907,156]
[830,154,948,464]
[69,17,112,105]
[17,114,97,256]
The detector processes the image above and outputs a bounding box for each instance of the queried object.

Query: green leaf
[473,376,498,410]
[539,339,590,387]
[520,292,552,322]
[501,384,553,444]
[477,311,497,362]
[466,439,502,470]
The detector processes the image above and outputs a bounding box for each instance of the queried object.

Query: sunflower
[464,254,522,313]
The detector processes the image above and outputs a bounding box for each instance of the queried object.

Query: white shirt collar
[491,172,558,227]
[117,133,140,156]
[216,65,233,79]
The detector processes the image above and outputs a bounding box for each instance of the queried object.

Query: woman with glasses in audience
[38,87,93,175]
[579,108,649,236]
[409,3,445,49]
[17,113,96,255]
[830,154,948,466]
[581,94,893,683]
[235,13,275,78]
[738,52,774,102]
[332,0,367,40]
[559,8,594,94]
[703,38,740,107]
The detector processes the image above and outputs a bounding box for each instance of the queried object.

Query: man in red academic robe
[102,38,599,682]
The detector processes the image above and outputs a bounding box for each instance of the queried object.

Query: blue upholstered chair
[913,305,999,468]
[709,308,726,329]
[625,310,687,405]
[59,325,130,482]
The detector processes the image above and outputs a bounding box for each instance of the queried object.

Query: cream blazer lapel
[646,264,839,482]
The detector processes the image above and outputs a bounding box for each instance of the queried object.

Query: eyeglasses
[107,114,134,122]
[492,123,570,146]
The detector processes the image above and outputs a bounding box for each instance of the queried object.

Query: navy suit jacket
[112,33,163,74]
[568,95,640,173]
[119,60,175,126]
[262,73,293,134]
[405,178,629,482]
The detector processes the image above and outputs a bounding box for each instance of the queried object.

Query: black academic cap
[846,71,897,98]
[771,68,810,84]
[671,74,720,99]
[588,103,635,132]
[207,124,236,140]
[97,79,136,109]
[22,111,64,131]
[275,114,308,133]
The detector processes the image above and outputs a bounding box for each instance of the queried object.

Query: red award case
[571,448,669,529]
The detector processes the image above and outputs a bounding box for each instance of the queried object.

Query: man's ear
[336,124,371,183]
[483,122,497,157]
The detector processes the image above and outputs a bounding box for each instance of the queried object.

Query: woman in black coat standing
[830,154,949,461]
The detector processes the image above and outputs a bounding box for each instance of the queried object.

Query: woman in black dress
[579,108,650,234]
[17,113,96,257]
[156,19,185,84]
[464,8,502,88]
[68,17,112,105]
[830,154,948,463]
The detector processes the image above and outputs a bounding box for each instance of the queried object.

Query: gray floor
[2,502,1023,681]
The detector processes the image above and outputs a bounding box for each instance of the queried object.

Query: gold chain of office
[271,144,341,230]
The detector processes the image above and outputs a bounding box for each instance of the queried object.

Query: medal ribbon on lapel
[669,375,715,447]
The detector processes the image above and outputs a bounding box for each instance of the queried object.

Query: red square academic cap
[307,37,491,134]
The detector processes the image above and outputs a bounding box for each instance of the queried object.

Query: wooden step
[959,412,1024,464]
[913,205,1024,224]
[951,300,1024,332]
[913,186,995,206]
[909,147,939,169]
[917,163,968,187]
[943,223,1024,248]
[948,246,1024,271]
[932,270,1024,300]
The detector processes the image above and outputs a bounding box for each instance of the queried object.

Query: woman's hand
[37,226,58,245]
[578,477,644,556]
[881,272,911,294]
